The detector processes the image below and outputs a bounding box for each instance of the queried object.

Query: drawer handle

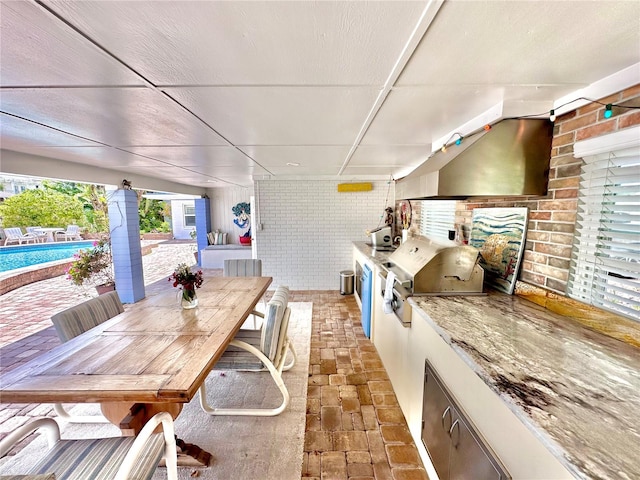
[449,419,460,447]
[441,406,452,432]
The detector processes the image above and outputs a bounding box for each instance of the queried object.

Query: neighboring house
[0,175,43,195]
[143,193,199,240]
[170,198,197,240]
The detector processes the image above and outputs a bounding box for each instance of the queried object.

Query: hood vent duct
[396,119,553,199]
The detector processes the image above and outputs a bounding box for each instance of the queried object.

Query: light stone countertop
[410,293,640,480]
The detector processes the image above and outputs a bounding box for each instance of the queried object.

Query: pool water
[0,241,96,273]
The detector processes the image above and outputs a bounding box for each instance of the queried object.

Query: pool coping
[0,243,158,295]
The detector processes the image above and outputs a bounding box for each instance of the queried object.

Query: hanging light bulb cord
[433,95,636,156]
[513,96,640,121]
[440,132,464,152]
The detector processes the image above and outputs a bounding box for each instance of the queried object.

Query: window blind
[184,205,196,227]
[419,200,456,241]
[568,146,640,321]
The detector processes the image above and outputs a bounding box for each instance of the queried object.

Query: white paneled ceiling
[1,0,639,191]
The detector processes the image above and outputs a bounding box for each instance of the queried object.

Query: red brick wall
[407,84,640,295]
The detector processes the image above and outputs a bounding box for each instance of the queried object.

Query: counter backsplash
[514,281,640,348]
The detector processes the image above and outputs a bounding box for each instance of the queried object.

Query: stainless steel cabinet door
[422,367,452,479]
[449,414,503,480]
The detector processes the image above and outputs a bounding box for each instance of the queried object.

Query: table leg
[101,402,212,467]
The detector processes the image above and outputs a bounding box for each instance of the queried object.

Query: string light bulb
[484,124,491,131]
[455,137,462,146]
[604,104,613,119]
[549,109,556,122]
[441,145,447,153]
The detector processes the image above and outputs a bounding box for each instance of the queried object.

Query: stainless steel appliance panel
[371,226,392,247]
[449,415,503,480]
[355,261,362,303]
[422,363,453,479]
[422,361,510,480]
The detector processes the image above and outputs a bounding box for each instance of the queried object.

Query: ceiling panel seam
[337,0,445,177]
[31,0,274,183]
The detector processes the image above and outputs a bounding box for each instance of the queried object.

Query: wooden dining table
[0,274,272,466]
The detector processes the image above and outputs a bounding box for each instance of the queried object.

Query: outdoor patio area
[0,241,427,480]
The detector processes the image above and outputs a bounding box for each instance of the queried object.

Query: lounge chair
[199,285,296,416]
[26,226,48,243]
[54,225,82,241]
[0,411,178,480]
[3,227,38,245]
[49,291,124,423]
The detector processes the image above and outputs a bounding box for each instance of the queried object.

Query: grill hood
[396,119,553,199]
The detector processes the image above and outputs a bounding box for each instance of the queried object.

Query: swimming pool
[0,241,95,273]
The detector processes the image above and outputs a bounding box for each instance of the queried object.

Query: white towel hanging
[383,271,396,314]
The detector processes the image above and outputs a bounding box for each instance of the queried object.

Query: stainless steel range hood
[396,119,553,199]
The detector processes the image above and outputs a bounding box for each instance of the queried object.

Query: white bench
[200,245,252,268]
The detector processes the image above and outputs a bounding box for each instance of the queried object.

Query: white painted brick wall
[255,179,394,290]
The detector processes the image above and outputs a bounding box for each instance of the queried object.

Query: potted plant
[232,202,251,245]
[190,229,198,261]
[66,237,115,294]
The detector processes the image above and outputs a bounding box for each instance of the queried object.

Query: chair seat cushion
[28,434,164,480]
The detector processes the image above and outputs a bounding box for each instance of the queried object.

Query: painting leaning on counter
[353,88,640,480]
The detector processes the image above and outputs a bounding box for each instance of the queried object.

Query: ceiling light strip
[337,0,445,176]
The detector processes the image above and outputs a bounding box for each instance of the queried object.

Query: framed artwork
[469,207,529,294]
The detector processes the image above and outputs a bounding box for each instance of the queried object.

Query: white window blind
[568,145,640,321]
[419,200,456,241]
[183,205,196,227]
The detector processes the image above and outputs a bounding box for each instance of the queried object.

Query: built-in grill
[378,236,485,325]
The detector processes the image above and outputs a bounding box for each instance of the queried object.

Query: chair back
[260,286,290,365]
[26,226,43,234]
[51,291,124,342]
[4,227,23,239]
[66,225,80,234]
[224,259,262,277]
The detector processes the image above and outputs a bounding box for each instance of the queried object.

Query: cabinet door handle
[449,419,460,447]
[441,406,452,432]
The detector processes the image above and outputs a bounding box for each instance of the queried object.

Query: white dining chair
[199,285,296,416]
[0,412,178,480]
[49,291,124,423]
[224,258,265,328]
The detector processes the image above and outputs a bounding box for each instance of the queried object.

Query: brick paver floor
[298,291,428,480]
[0,244,428,480]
